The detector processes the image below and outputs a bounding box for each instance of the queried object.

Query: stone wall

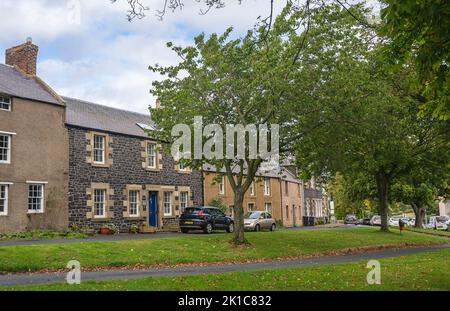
[68,126,203,232]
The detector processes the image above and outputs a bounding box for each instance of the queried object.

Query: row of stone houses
[0,39,328,233]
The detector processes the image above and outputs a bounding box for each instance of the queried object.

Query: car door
[216,210,228,229]
[265,212,274,229]
[261,212,270,229]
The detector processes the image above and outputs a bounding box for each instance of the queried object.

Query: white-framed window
[147,142,157,168]
[0,134,11,164]
[249,181,255,196]
[180,191,189,212]
[264,178,271,196]
[0,96,11,111]
[248,203,255,211]
[28,184,44,213]
[129,190,140,217]
[264,202,272,214]
[93,134,106,164]
[219,176,225,195]
[0,184,8,216]
[163,191,173,216]
[93,188,106,218]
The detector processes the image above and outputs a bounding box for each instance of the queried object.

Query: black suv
[179,206,234,234]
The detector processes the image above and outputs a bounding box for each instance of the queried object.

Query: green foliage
[380,0,450,119]
[147,2,375,242]
[0,230,87,241]
[327,174,377,219]
[295,42,449,230]
[208,197,228,214]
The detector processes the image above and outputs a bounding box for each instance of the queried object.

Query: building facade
[65,97,204,233]
[0,40,69,233]
[203,166,303,227]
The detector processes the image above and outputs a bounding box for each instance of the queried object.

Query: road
[0,244,448,287]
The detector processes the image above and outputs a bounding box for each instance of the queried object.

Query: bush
[209,197,228,214]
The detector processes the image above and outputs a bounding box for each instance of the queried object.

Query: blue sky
[0,0,283,114]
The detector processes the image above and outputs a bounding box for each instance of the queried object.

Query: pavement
[0,244,448,287]
[0,224,362,247]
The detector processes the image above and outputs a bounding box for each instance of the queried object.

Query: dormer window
[0,96,11,111]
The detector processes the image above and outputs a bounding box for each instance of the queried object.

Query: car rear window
[184,208,208,215]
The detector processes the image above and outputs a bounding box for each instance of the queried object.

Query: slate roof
[202,164,301,183]
[64,96,156,139]
[0,63,61,105]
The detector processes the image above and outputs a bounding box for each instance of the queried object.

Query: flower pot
[99,227,110,235]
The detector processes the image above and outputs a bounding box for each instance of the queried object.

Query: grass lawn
[407,227,450,237]
[0,228,448,273]
[5,248,450,291]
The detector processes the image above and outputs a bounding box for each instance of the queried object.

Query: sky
[0,0,380,115]
[0,0,287,114]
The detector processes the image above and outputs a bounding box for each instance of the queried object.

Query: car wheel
[255,224,260,232]
[226,222,234,233]
[270,223,276,231]
[181,228,189,234]
[203,223,213,234]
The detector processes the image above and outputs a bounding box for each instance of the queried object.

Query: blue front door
[149,191,158,227]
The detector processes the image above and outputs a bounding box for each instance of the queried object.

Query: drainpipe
[280,178,284,226]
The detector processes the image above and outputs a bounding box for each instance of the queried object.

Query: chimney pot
[5,39,39,76]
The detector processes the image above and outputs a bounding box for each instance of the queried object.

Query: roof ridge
[62,95,151,118]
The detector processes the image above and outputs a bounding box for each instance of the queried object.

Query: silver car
[244,211,276,232]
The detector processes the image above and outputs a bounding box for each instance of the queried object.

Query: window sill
[27,211,44,214]
[91,217,112,222]
[126,216,145,220]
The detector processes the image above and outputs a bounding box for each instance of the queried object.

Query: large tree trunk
[375,171,390,232]
[411,203,426,229]
[231,188,248,245]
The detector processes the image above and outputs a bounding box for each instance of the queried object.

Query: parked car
[370,216,381,226]
[179,206,234,234]
[344,214,359,225]
[426,216,449,231]
[362,218,371,226]
[244,211,276,232]
[389,218,400,227]
[405,218,415,227]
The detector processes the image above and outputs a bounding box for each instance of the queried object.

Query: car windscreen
[245,212,261,219]
[436,216,447,223]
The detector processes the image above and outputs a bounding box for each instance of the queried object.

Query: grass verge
[0,230,87,241]
[4,248,449,291]
[0,228,448,273]
[406,227,450,237]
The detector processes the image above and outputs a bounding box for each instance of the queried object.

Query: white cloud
[0,0,288,114]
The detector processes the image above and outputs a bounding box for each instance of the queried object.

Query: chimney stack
[5,38,39,76]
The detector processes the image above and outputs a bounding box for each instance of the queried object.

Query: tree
[380,0,450,120]
[148,2,373,244]
[391,137,450,228]
[327,173,377,219]
[209,197,229,214]
[295,45,448,232]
